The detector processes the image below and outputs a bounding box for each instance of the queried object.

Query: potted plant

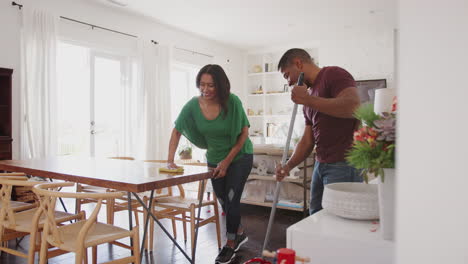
[346,102,396,183]
[346,97,397,240]
[178,145,193,160]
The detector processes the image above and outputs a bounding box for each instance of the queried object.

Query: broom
[244,72,305,264]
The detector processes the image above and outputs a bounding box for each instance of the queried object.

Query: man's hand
[275,162,291,182]
[213,159,230,179]
[291,85,309,105]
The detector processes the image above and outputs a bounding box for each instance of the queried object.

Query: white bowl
[322,182,379,220]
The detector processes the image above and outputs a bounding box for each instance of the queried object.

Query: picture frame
[355,79,387,103]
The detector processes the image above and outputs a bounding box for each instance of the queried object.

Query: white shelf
[241,199,304,211]
[246,49,316,143]
[265,114,291,118]
[247,115,263,118]
[248,174,304,183]
[265,92,290,96]
[265,113,302,118]
[247,72,281,77]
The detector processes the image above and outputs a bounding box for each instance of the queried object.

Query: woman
[167,64,253,264]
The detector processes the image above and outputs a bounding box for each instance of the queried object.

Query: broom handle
[262,72,304,253]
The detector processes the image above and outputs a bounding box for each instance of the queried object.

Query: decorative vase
[377,168,396,240]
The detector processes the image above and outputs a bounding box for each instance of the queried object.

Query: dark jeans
[310,160,362,215]
[209,154,253,241]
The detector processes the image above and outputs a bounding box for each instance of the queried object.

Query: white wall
[248,27,395,90]
[0,0,245,158]
[319,28,395,88]
[397,0,468,263]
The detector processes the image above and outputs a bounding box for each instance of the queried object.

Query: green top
[174,93,253,164]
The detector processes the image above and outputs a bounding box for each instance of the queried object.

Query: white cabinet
[245,49,318,145]
[287,210,395,264]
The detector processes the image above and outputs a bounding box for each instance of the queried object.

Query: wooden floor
[1,194,305,264]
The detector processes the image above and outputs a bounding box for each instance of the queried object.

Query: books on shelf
[277,200,304,209]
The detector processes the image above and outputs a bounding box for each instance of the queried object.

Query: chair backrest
[108,157,135,160]
[143,160,191,197]
[177,162,210,198]
[144,160,211,200]
[0,177,43,228]
[0,173,27,177]
[32,182,125,247]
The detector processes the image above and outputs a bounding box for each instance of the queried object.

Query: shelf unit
[241,145,315,215]
[245,48,318,145]
[243,48,318,214]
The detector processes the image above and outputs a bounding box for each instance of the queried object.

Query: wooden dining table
[0,157,213,264]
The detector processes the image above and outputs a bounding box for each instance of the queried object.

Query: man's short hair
[277,48,313,71]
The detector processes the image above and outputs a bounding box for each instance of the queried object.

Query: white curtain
[137,41,172,160]
[20,8,59,159]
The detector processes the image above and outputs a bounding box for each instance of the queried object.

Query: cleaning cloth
[159,166,184,173]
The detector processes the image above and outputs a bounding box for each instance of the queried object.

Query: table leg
[192,179,205,262]
[140,190,154,259]
[128,192,134,255]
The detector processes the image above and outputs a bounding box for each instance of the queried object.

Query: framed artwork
[355,79,387,103]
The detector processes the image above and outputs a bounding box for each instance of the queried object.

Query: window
[56,41,138,158]
[170,62,205,162]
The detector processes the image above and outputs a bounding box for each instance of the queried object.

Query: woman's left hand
[213,159,230,178]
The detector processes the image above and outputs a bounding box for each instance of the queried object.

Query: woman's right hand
[167,128,182,170]
[167,162,180,169]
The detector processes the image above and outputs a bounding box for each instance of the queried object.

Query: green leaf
[354,103,380,127]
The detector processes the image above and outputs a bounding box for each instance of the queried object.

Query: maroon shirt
[304,66,359,163]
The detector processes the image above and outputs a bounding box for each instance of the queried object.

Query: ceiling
[91,0,396,50]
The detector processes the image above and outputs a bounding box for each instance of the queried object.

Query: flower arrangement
[346,97,397,183]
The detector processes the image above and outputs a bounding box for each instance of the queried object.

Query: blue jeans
[310,161,362,215]
[209,154,253,240]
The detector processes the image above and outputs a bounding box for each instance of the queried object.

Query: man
[275,48,362,215]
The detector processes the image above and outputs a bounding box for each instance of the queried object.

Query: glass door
[57,42,91,157]
[57,41,133,158]
[90,53,126,158]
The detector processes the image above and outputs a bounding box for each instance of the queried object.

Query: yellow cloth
[159,166,184,173]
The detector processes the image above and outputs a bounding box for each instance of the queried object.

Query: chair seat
[155,196,213,210]
[9,208,79,233]
[51,221,133,252]
[0,200,35,212]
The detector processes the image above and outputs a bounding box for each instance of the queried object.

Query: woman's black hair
[196,64,231,118]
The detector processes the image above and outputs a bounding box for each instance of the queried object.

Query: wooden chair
[0,173,36,212]
[145,161,221,253]
[104,157,173,230]
[76,157,175,251]
[0,177,85,264]
[33,182,141,264]
[75,157,140,225]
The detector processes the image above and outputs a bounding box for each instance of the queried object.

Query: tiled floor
[1,192,305,264]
